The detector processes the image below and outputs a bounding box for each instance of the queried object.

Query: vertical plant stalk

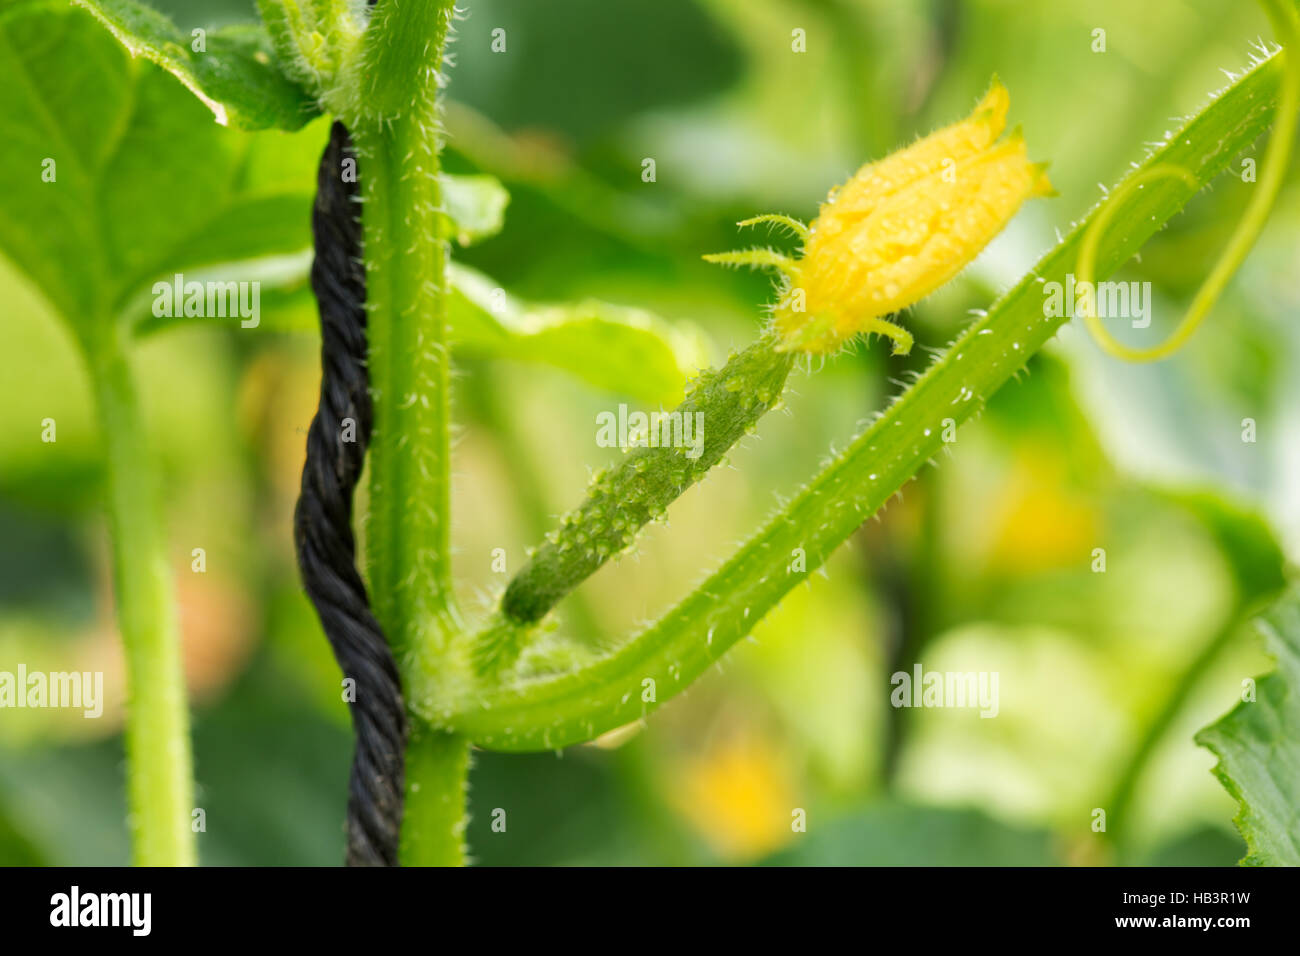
[355,118,457,659]
[348,0,468,865]
[399,726,470,866]
[87,334,195,866]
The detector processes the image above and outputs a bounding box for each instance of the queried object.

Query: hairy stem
[399,728,470,866]
[87,334,195,866]
[349,0,467,865]
[355,119,460,652]
[447,50,1284,752]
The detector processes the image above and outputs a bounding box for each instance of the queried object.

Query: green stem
[87,334,195,866]
[348,0,468,865]
[355,117,461,654]
[445,50,1284,752]
[399,729,470,866]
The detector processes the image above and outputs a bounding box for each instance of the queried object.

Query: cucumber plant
[1,0,1297,866]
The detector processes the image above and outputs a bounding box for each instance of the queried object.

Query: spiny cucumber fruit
[502,335,795,624]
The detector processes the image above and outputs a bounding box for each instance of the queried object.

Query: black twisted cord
[293,120,408,867]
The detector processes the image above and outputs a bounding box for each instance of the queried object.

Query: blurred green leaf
[0,649,353,866]
[0,741,129,865]
[464,748,680,865]
[72,0,318,130]
[0,2,319,338]
[130,171,502,336]
[0,792,47,865]
[448,262,709,405]
[440,174,510,246]
[1196,584,1300,865]
[1139,825,1247,867]
[446,0,742,144]
[187,654,353,866]
[133,246,708,407]
[1154,489,1287,604]
[131,251,315,337]
[761,802,1061,866]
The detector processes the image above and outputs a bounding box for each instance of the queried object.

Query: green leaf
[1196,584,1300,866]
[447,263,710,405]
[1099,489,1287,848]
[129,252,708,407]
[131,173,509,335]
[129,251,316,337]
[72,0,319,130]
[0,791,48,866]
[1154,489,1287,602]
[761,803,1061,867]
[440,174,510,245]
[1140,826,1247,867]
[0,2,322,339]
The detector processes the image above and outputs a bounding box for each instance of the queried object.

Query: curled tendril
[1077,0,1300,362]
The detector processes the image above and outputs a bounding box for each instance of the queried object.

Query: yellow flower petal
[707,78,1052,355]
[792,134,1052,331]
[814,77,1010,228]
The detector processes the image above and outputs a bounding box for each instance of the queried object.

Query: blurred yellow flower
[669,734,798,860]
[988,447,1100,572]
[706,78,1053,354]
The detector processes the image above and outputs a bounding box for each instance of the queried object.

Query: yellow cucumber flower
[706,78,1054,355]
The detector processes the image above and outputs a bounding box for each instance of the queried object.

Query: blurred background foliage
[2,0,1297,865]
